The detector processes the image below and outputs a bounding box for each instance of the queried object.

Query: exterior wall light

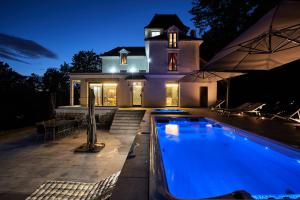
[129,67,136,73]
[110,67,116,73]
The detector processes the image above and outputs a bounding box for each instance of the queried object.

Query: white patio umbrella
[180,70,243,83]
[205,0,300,71]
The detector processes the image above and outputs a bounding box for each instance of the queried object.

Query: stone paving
[0,129,135,200]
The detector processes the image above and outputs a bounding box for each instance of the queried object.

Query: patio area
[0,129,135,200]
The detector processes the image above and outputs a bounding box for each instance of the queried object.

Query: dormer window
[120,53,127,65]
[151,31,160,37]
[168,32,177,48]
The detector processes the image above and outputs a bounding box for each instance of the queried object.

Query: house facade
[69,14,217,108]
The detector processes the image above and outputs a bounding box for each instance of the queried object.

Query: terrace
[0,108,299,199]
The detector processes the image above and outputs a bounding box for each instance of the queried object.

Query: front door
[132,82,142,106]
[200,86,208,107]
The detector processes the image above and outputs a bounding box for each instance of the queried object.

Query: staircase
[109,110,145,134]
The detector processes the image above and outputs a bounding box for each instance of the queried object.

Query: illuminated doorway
[132,82,142,106]
[166,83,179,107]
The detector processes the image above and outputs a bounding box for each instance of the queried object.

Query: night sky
[0,0,195,75]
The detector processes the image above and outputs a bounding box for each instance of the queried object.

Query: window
[89,83,117,106]
[120,53,127,65]
[89,83,103,106]
[166,83,179,107]
[103,83,117,106]
[168,32,177,48]
[151,31,160,37]
[168,53,177,71]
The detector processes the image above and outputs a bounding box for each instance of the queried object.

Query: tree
[43,68,64,92]
[71,50,102,73]
[25,73,43,91]
[189,0,279,60]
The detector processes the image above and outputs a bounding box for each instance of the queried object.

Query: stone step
[111,123,141,126]
[109,129,138,134]
[109,110,145,134]
[110,126,139,130]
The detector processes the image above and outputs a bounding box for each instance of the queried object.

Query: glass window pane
[166,83,179,106]
[89,83,102,106]
[121,54,127,64]
[103,83,117,106]
[173,33,177,48]
[169,33,173,47]
[168,53,177,71]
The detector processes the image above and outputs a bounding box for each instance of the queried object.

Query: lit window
[89,83,103,106]
[103,83,117,106]
[168,53,177,71]
[89,83,117,107]
[120,53,127,65]
[168,32,177,48]
[151,31,160,37]
[166,83,179,107]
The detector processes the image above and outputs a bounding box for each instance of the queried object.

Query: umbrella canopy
[179,71,243,83]
[205,0,300,71]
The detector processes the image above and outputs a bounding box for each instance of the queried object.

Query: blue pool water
[152,109,186,113]
[155,117,300,199]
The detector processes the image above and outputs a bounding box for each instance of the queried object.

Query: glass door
[166,83,179,107]
[132,82,142,106]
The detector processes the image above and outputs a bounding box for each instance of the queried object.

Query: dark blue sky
[0,0,195,75]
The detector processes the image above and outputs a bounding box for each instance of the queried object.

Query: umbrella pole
[226,78,230,109]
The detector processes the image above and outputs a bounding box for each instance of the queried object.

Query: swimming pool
[150,116,300,199]
[151,109,188,115]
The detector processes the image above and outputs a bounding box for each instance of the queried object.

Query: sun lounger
[271,107,300,123]
[219,102,265,116]
[258,100,300,123]
[26,171,120,200]
[210,100,225,110]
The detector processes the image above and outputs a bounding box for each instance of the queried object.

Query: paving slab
[0,129,134,200]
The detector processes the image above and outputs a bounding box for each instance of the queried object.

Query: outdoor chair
[218,102,266,116]
[26,171,120,200]
[210,100,225,110]
[36,121,56,142]
[258,100,300,123]
[270,105,300,123]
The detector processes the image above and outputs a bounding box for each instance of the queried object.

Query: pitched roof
[145,32,201,41]
[101,47,145,56]
[144,14,189,33]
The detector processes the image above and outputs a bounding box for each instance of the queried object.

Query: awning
[180,70,243,83]
[205,0,300,71]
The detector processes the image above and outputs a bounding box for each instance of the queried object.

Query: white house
[69,14,217,108]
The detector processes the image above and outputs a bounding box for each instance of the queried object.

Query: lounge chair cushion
[26,171,120,200]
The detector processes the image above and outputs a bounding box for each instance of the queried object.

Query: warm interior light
[165,83,179,87]
[165,124,179,136]
[103,83,117,86]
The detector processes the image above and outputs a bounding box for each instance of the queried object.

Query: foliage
[0,62,50,130]
[189,0,279,60]
[71,50,102,73]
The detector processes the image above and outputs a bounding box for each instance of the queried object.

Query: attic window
[168,32,177,48]
[120,53,127,65]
